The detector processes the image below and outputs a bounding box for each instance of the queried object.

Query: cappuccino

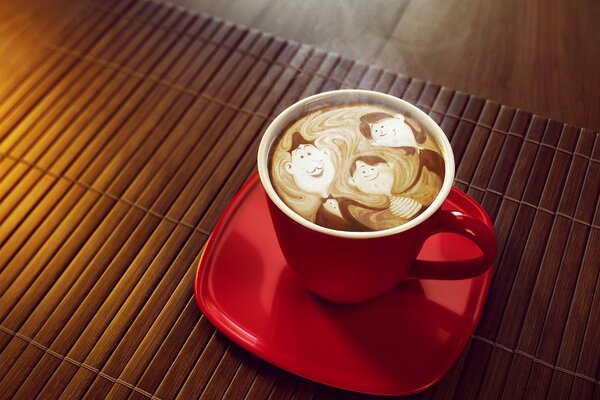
[268,103,445,232]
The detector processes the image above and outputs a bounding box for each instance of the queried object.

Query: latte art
[268,103,445,232]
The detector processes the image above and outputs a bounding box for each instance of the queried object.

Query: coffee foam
[269,103,445,232]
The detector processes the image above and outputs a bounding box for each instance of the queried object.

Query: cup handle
[411,208,497,280]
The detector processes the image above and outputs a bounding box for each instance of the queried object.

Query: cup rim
[257,89,455,239]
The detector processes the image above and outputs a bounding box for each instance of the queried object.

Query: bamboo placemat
[0,0,598,398]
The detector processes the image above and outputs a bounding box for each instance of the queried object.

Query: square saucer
[195,173,492,395]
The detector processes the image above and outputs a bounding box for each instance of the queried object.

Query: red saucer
[195,173,493,396]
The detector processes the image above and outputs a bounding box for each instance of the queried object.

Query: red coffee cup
[257,90,496,303]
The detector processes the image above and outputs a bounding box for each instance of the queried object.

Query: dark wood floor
[1,0,600,130]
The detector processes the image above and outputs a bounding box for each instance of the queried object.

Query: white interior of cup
[257,89,455,239]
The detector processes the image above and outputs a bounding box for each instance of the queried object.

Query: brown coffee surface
[268,103,445,231]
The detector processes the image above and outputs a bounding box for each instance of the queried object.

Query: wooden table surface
[2,0,600,131]
[177,0,600,132]
[0,0,598,399]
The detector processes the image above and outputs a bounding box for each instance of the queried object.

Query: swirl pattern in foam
[268,103,445,232]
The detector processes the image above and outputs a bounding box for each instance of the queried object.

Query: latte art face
[268,103,445,232]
